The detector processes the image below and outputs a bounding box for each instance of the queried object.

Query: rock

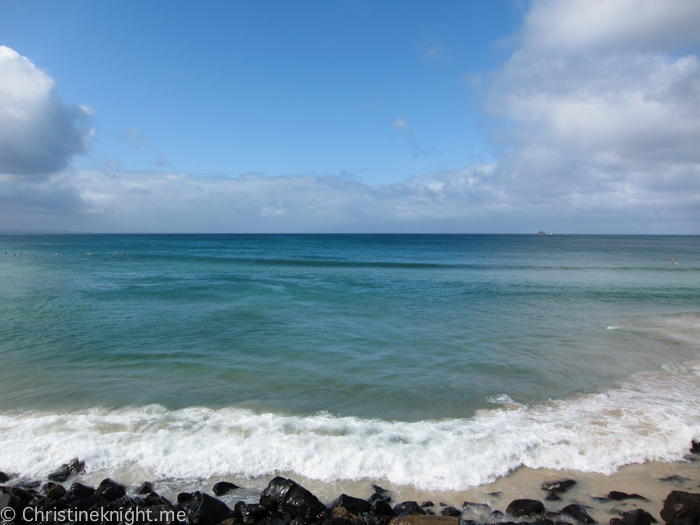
[461,502,489,509]
[425,509,435,515]
[491,510,504,518]
[47,458,85,482]
[546,493,562,501]
[506,499,545,517]
[607,492,648,502]
[369,493,392,503]
[180,491,234,525]
[660,491,700,525]
[542,480,577,493]
[561,504,596,524]
[45,483,67,500]
[332,494,371,515]
[240,503,272,523]
[0,492,23,521]
[660,475,690,483]
[260,518,288,525]
[439,507,461,517]
[136,481,155,495]
[325,519,355,525]
[421,502,435,508]
[373,485,389,494]
[95,478,127,501]
[691,441,700,453]
[615,509,657,525]
[531,520,554,525]
[332,507,358,521]
[371,498,396,517]
[556,522,574,525]
[388,516,459,525]
[260,476,326,521]
[590,497,609,503]
[0,472,9,483]
[213,481,240,497]
[394,501,427,517]
[65,482,96,502]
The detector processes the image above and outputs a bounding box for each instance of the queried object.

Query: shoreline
[3,455,700,524]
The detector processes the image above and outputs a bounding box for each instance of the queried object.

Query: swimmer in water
[670,258,676,265]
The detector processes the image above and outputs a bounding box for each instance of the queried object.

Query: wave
[1,359,700,491]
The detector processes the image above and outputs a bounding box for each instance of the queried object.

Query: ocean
[0,234,699,495]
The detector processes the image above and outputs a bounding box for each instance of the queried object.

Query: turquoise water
[1,234,699,488]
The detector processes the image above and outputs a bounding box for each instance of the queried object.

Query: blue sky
[1,0,699,233]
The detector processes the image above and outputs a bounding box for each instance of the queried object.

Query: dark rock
[180,490,234,525]
[358,510,383,525]
[373,485,389,494]
[324,519,355,525]
[607,492,648,502]
[147,503,180,525]
[0,472,9,483]
[136,481,155,495]
[47,458,85,482]
[3,486,33,507]
[461,502,489,509]
[95,478,127,501]
[561,504,596,524]
[45,483,67,500]
[260,518,287,525]
[65,482,96,503]
[660,475,690,483]
[488,492,502,497]
[491,510,504,519]
[506,499,545,517]
[41,482,60,495]
[332,506,358,521]
[590,497,609,503]
[240,503,272,524]
[69,496,98,513]
[556,522,574,525]
[441,507,462,517]
[421,502,435,508]
[615,509,657,525]
[542,480,577,493]
[371,498,396,517]
[661,491,700,525]
[0,492,23,521]
[178,492,194,505]
[531,520,555,525]
[332,494,372,515]
[546,493,562,501]
[393,501,426,517]
[260,476,325,521]
[425,509,435,515]
[369,493,392,503]
[145,492,172,507]
[691,441,700,453]
[213,482,240,497]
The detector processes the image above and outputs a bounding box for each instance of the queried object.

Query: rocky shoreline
[2,460,700,525]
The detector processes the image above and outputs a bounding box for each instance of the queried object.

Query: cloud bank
[1,0,699,233]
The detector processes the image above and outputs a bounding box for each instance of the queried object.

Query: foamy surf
[1,360,699,491]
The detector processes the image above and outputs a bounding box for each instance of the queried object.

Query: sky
[0,0,699,234]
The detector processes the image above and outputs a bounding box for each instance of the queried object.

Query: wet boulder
[332,494,371,516]
[660,491,700,525]
[371,498,396,517]
[45,483,67,501]
[393,501,426,517]
[95,478,127,502]
[608,492,648,502]
[542,480,577,493]
[239,502,272,524]
[260,477,325,521]
[213,482,240,497]
[506,499,545,517]
[136,481,155,495]
[47,458,85,482]
[180,491,234,525]
[560,504,596,524]
[611,509,657,525]
[440,507,461,517]
[0,472,9,483]
[65,482,96,503]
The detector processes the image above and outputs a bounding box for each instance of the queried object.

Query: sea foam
[1,360,699,491]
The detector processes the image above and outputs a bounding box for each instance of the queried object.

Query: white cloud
[0,46,93,177]
[482,0,700,229]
